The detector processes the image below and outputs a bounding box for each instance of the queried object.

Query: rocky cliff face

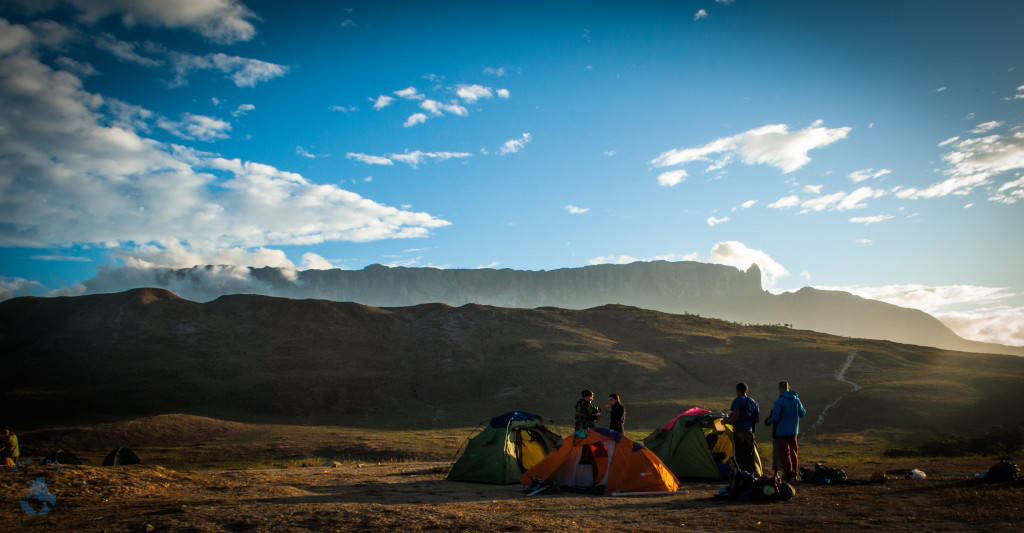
[75,260,1021,355]
[283,260,766,309]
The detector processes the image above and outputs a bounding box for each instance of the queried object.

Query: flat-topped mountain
[79,261,1022,355]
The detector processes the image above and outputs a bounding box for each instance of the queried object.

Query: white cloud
[657,169,687,187]
[0,276,45,301]
[855,238,873,245]
[816,283,1024,346]
[934,306,1024,347]
[837,186,886,210]
[387,150,472,167]
[707,216,729,226]
[394,86,424,100]
[329,105,358,112]
[799,187,886,212]
[848,168,891,182]
[55,55,98,77]
[588,254,640,265]
[1015,85,1024,100]
[500,133,532,155]
[68,0,258,43]
[421,99,467,117]
[989,175,1024,204]
[899,126,1024,200]
[819,283,1014,314]
[403,113,428,127]
[849,214,893,224]
[29,254,91,262]
[372,95,394,109]
[650,120,850,174]
[296,146,316,159]
[739,199,757,209]
[166,50,289,88]
[566,205,589,214]
[496,88,510,99]
[157,113,231,141]
[587,253,699,266]
[938,136,960,147]
[693,9,708,21]
[483,67,505,76]
[0,47,450,249]
[604,150,617,157]
[802,184,823,194]
[346,153,393,166]
[768,195,801,209]
[231,103,254,117]
[970,120,1002,134]
[301,252,334,270]
[801,192,845,212]
[95,33,163,67]
[456,84,493,103]
[709,241,789,289]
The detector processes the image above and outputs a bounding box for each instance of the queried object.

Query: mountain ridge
[2,288,1023,446]
[77,260,1022,356]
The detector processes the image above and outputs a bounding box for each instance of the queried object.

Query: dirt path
[2,457,1020,532]
[802,351,861,439]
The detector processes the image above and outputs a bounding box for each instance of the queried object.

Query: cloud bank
[0,19,450,251]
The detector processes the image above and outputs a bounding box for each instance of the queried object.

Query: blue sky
[1,0,1022,347]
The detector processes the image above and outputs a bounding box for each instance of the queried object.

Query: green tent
[102,447,141,466]
[45,449,82,465]
[447,410,562,484]
[643,408,762,479]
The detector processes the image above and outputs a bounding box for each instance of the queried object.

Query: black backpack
[800,462,847,485]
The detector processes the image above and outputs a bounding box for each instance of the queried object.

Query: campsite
[2,292,1024,530]
[1,414,1022,532]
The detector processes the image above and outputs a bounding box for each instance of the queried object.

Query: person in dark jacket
[765,380,807,483]
[607,393,626,433]
[574,389,600,431]
[725,382,759,474]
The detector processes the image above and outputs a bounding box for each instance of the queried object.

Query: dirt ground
[1,457,1022,532]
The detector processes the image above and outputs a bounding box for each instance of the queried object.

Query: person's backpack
[800,462,847,485]
[985,461,1021,483]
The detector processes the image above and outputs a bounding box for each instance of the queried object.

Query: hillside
[78,261,1024,356]
[1,288,1022,448]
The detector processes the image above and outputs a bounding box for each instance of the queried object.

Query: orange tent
[518,427,679,494]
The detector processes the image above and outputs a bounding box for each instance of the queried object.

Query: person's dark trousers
[732,430,756,473]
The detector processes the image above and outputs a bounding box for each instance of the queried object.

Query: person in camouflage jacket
[574,389,600,431]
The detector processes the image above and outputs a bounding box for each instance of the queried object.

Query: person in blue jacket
[766,380,806,483]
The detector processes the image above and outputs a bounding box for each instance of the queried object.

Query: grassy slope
[1,290,1021,451]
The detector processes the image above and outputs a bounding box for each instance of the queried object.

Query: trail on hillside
[801,351,861,440]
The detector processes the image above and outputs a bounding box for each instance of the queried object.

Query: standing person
[1,429,19,467]
[606,393,626,433]
[574,389,601,431]
[725,382,759,474]
[766,380,806,483]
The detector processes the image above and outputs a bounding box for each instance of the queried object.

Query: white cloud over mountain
[815,283,1024,346]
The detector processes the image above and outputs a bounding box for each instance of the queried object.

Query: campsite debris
[885,468,927,479]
